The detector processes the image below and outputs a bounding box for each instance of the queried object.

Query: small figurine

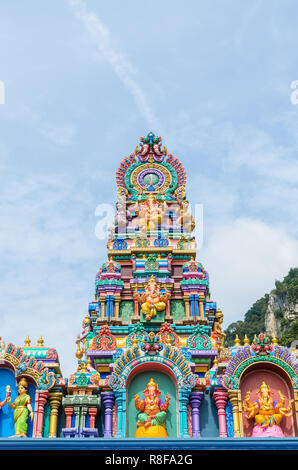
[134,378,170,437]
[7,378,34,437]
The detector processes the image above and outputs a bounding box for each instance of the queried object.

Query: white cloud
[67,0,159,130]
[200,217,298,327]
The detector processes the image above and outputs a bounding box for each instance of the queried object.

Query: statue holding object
[134,378,170,437]
[242,381,294,437]
[7,378,34,437]
[133,275,170,321]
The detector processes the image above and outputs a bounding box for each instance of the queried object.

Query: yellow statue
[243,381,293,436]
[134,378,170,438]
[137,195,167,234]
[211,309,226,352]
[175,200,195,233]
[134,276,170,321]
[7,378,34,437]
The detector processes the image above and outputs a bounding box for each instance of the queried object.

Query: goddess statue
[133,275,170,321]
[134,378,170,437]
[7,378,34,437]
[242,381,293,437]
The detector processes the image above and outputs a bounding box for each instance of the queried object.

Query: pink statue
[243,381,294,437]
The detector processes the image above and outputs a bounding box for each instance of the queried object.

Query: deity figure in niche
[242,381,294,437]
[7,378,34,437]
[133,275,170,321]
[136,194,167,235]
[134,378,170,437]
[175,200,195,233]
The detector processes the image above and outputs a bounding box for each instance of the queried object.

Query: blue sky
[0,0,297,376]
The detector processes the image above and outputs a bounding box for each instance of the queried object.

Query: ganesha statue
[136,194,167,235]
[242,381,294,437]
[134,275,170,321]
[134,378,170,438]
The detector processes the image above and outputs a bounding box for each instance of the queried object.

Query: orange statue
[133,276,170,321]
[134,378,170,438]
[243,381,293,437]
[137,195,167,234]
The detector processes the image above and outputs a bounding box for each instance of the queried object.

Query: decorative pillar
[189,391,203,437]
[80,405,88,430]
[48,392,63,438]
[102,391,116,438]
[100,295,106,319]
[213,389,228,438]
[198,295,205,319]
[228,390,241,437]
[184,296,190,318]
[89,407,98,429]
[134,299,139,317]
[114,296,121,319]
[179,389,191,438]
[64,407,73,429]
[166,299,170,318]
[114,389,126,437]
[33,389,49,438]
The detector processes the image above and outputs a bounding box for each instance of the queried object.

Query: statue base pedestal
[135,424,168,438]
[251,424,285,438]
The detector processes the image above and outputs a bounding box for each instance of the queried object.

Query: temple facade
[0,133,297,441]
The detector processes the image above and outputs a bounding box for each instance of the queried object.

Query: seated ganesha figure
[134,378,170,437]
[243,381,293,437]
[134,275,170,321]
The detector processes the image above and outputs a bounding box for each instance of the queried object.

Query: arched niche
[0,367,36,437]
[240,362,297,437]
[126,363,178,438]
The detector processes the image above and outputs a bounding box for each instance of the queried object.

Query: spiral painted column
[213,389,228,437]
[189,392,203,437]
[102,391,115,437]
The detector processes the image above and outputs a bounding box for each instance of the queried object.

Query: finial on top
[37,335,44,347]
[234,334,241,347]
[24,335,31,347]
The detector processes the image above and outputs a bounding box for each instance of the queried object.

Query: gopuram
[0,133,297,445]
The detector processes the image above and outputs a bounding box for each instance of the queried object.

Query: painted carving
[242,381,294,437]
[7,379,34,437]
[133,275,170,321]
[134,378,170,437]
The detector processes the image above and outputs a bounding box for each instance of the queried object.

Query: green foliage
[225,268,298,347]
[279,320,298,347]
[224,295,269,346]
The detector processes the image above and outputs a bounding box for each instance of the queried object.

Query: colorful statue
[136,195,167,234]
[134,378,170,437]
[134,275,170,321]
[7,378,34,437]
[243,381,294,437]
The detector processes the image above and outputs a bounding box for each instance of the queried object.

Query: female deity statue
[134,275,170,321]
[242,381,293,437]
[134,378,170,437]
[7,378,34,437]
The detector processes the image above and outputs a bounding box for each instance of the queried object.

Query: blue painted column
[114,389,126,438]
[179,389,191,438]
